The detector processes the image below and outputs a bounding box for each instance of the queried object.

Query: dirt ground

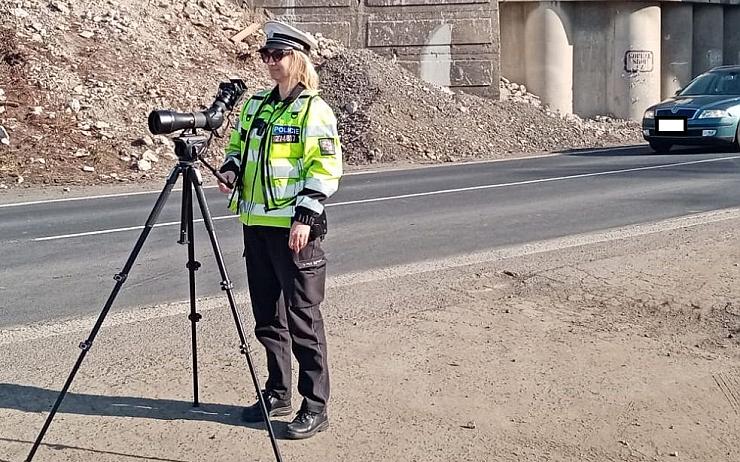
[1,210,739,462]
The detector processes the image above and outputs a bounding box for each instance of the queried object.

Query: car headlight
[698,109,730,119]
[644,109,654,119]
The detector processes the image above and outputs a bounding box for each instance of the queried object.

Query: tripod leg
[178,165,190,246]
[182,168,202,407]
[190,167,284,462]
[25,166,183,462]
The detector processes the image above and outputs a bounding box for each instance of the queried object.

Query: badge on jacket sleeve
[318,138,335,156]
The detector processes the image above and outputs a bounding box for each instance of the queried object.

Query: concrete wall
[692,4,724,76]
[724,8,740,66]
[661,3,693,99]
[571,3,608,117]
[500,1,740,120]
[245,0,501,98]
[500,2,533,85]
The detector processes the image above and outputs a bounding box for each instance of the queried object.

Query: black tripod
[26,132,283,462]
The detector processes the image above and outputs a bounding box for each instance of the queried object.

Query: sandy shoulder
[1,215,739,462]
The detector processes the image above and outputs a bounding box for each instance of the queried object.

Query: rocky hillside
[0,0,642,189]
[319,50,641,164]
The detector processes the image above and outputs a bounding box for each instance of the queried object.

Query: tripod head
[170,129,234,188]
[173,130,208,163]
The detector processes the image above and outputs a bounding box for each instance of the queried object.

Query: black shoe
[241,390,292,423]
[285,409,329,439]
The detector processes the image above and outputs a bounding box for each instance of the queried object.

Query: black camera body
[148,78,247,135]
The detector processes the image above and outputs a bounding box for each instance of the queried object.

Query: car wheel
[649,141,672,153]
[734,123,740,152]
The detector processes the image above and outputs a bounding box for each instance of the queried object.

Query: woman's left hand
[289,222,311,252]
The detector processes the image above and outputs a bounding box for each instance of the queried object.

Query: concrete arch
[524,3,574,115]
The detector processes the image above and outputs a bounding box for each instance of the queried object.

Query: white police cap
[259,20,318,54]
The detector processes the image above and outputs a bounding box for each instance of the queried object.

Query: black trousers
[243,225,330,413]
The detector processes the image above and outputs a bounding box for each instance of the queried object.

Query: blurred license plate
[656,117,687,133]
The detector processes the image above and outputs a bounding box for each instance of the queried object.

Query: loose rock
[68,99,81,113]
[461,421,476,429]
[50,1,70,14]
[142,150,159,163]
[345,101,359,114]
[0,126,9,146]
[135,135,154,147]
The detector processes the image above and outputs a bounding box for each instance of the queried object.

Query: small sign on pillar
[624,50,654,73]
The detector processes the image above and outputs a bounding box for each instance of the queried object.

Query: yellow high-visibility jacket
[221,84,343,231]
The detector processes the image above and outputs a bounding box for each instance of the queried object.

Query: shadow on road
[557,143,648,156]
[0,436,189,461]
[558,143,740,157]
[0,383,292,436]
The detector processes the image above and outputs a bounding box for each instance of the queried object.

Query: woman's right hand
[218,171,236,194]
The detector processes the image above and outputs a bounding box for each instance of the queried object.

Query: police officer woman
[217,20,342,439]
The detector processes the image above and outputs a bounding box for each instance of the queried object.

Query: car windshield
[680,71,740,96]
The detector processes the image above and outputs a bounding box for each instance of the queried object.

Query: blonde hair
[289,50,319,90]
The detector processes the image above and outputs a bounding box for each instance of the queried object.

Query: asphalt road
[2,144,740,328]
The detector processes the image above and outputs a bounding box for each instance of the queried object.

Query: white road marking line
[0,145,648,208]
[344,144,648,175]
[29,155,740,242]
[111,404,156,410]
[0,188,190,208]
[330,155,740,206]
[3,206,739,345]
[32,216,233,241]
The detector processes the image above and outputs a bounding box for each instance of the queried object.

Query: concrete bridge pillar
[661,3,693,99]
[693,5,724,75]
[607,3,661,120]
[571,3,609,118]
[723,7,740,66]
[500,2,531,85]
[524,3,573,115]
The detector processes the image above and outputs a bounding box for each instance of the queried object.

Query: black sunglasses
[259,49,293,63]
